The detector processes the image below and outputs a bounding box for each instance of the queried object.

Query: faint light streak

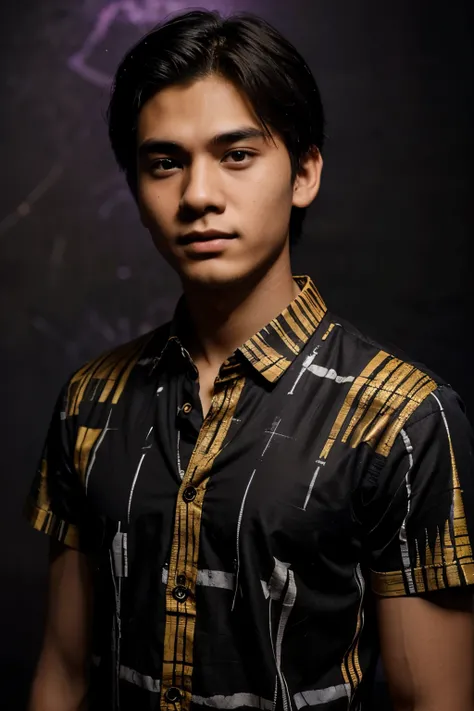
[0,163,63,237]
[98,188,133,219]
[68,0,236,88]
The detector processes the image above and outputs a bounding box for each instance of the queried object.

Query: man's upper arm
[29,541,94,711]
[361,384,474,708]
[377,591,474,711]
[43,540,95,670]
[364,384,474,598]
[26,379,99,708]
[44,540,93,672]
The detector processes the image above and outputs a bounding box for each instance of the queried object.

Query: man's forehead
[137,75,264,141]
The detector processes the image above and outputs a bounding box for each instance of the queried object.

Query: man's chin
[179,259,255,291]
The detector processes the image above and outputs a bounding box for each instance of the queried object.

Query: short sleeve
[361,384,474,597]
[24,382,98,552]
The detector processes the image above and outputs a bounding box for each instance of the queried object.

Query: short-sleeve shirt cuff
[24,497,83,551]
[371,560,474,597]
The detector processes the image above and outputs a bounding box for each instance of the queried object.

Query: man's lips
[177,230,237,246]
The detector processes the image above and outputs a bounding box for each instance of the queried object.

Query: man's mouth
[177,230,237,246]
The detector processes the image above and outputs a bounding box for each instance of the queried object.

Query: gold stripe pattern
[341,357,403,445]
[271,319,300,355]
[36,458,49,510]
[97,350,137,403]
[440,401,474,584]
[23,501,81,549]
[69,350,112,416]
[24,459,81,548]
[375,378,437,457]
[424,533,438,592]
[341,565,365,697]
[241,334,291,378]
[320,351,389,460]
[238,276,327,382]
[322,323,335,341]
[320,350,438,462]
[74,427,103,484]
[161,376,246,711]
[353,364,426,445]
[373,508,474,596]
[433,528,445,590]
[283,307,312,343]
[339,367,474,599]
[68,333,153,415]
[371,557,470,597]
[414,539,426,593]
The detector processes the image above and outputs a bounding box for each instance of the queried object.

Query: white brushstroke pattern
[112,531,128,578]
[268,559,291,601]
[232,469,257,611]
[120,665,161,692]
[127,426,153,523]
[161,568,235,590]
[303,466,320,511]
[275,570,297,711]
[293,684,351,708]
[288,348,319,395]
[307,364,354,385]
[85,408,113,493]
[192,693,274,709]
[399,428,416,593]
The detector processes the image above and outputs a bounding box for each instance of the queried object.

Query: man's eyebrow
[210,127,267,146]
[138,127,267,157]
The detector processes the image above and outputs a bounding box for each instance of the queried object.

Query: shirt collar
[160,276,327,383]
[238,275,327,382]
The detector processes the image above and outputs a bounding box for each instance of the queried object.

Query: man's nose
[180,159,225,216]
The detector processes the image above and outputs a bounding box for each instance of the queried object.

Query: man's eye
[148,152,253,173]
[151,158,179,172]
[224,150,254,164]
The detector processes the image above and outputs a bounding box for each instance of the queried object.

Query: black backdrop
[1,1,473,709]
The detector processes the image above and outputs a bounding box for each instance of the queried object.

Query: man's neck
[182,261,300,372]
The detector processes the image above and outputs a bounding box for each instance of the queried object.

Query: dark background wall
[1,1,472,708]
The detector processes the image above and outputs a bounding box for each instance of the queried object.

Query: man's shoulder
[63,322,171,418]
[321,312,452,456]
[327,312,445,384]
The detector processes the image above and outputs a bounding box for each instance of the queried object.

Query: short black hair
[107,10,325,244]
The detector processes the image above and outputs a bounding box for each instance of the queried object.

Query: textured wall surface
[1,1,472,708]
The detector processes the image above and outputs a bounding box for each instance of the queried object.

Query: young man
[26,10,474,711]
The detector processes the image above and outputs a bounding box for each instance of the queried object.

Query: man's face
[136,74,299,289]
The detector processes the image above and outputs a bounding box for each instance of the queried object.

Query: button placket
[172,585,190,603]
[161,376,246,711]
[165,687,182,704]
[182,485,197,503]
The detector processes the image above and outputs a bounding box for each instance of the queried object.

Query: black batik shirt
[26,277,474,711]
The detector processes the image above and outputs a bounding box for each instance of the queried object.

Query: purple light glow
[69,0,238,88]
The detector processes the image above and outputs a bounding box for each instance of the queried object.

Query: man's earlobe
[292,147,323,209]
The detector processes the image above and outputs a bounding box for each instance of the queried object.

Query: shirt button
[182,486,197,503]
[172,585,190,603]
[165,687,182,703]
[182,402,192,414]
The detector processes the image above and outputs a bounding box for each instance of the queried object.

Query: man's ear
[292,147,323,208]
